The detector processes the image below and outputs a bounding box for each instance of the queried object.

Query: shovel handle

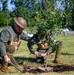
[10,62,23,72]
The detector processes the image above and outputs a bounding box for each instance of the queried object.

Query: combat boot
[0,67,10,73]
[53,41,62,64]
[0,59,10,73]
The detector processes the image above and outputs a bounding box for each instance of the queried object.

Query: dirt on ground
[22,65,74,73]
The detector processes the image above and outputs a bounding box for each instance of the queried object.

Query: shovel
[10,62,23,73]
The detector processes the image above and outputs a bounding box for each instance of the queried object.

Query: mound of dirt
[22,65,74,73]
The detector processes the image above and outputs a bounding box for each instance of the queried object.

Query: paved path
[66,31,74,36]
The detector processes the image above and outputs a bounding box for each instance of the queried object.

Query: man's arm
[27,39,35,54]
[0,29,11,63]
[27,36,41,57]
[20,31,33,41]
[0,29,10,56]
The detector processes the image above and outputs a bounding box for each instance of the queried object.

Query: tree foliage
[0,0,74,30]
[0,11,7,26]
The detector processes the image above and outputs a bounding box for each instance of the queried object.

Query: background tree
[0,0,74,31]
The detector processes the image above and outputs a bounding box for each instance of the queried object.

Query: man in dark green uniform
[0,17,30,72]
[27,29,62,64]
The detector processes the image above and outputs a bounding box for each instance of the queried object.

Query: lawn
[0,35,74,75]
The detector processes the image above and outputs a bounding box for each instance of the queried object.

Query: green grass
[0,35,74,75]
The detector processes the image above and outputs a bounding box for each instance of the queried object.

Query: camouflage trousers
[0,45,18,68]
[36,40,62,64]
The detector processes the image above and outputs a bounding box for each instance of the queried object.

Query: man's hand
[34,51,40,57]
[40,52,47,57]
[4,55,11,63]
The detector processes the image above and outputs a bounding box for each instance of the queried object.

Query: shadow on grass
[61,52,74,56]
[52,65,74,72]
[15,57,37,64]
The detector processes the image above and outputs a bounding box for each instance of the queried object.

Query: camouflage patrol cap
[14,17,26,29]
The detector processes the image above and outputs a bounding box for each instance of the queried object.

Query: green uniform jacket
[0,25,30,57]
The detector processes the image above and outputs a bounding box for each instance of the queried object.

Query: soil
[22,65,74,73]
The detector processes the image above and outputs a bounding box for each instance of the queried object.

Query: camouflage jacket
[27,30,58,54]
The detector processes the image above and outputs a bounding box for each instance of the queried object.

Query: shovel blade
[37,66,53,72]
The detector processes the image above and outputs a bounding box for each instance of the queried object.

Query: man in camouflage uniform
[0,17,30,72]
[27,29,62,64]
